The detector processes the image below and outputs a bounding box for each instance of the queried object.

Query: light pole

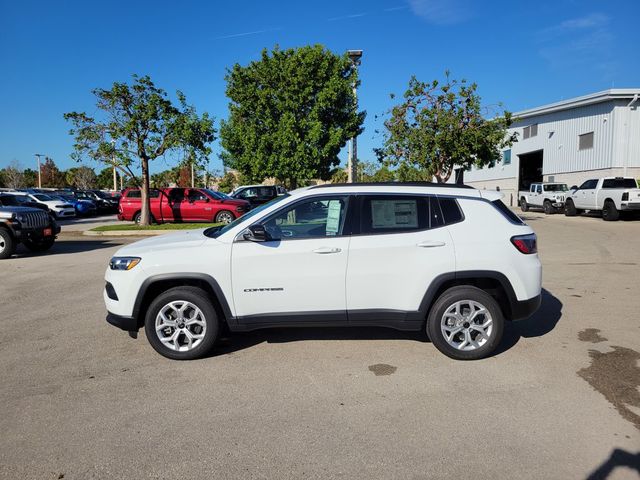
[347,49,362,183]
[34,153,45,188]
[111,140,117,191]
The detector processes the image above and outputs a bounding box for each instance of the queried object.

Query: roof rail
[309,182,474,190]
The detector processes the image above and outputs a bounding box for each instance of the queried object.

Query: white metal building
[461,89,640,205]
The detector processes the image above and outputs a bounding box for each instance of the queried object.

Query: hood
[0,206,45,215]
[114,228,210,256]
[220,198,249,206]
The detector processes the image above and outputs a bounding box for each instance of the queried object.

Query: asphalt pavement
[1,211,639,479]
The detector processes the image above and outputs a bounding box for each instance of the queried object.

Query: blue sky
[1,0,638,174]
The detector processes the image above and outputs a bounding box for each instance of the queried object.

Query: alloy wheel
[440,300,493,351]
[155,300,207,352]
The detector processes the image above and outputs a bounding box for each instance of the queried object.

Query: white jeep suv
[104,183,542,360]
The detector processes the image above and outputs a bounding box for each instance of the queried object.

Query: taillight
[511,234,537,254]
[622,192,629,201]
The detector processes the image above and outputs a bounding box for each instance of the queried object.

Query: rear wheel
[602,200,619,221]
[520,198,529,212]
[22,237,55,252]
[145,286,219,360]
[215,210,235,224]
[427,286,504,360]
[133,211,156,225]
[543,200,553,215]
[0,228,16,259]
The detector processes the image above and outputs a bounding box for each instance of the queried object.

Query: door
[346,195,455,318]
[231,195,351,321]
[184,189,213,221]
[575,180,598,209]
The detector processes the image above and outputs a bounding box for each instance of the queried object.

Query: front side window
[237,188,257,199]
[579,180,598,190]
[261,196,348,240]
[188,189,208,202]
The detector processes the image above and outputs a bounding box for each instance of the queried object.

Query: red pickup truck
[118,188,250,224]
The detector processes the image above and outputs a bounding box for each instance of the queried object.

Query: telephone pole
[346,50,362,183]
[35,153,45,188]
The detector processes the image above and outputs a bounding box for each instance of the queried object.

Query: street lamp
[346,50,362,183]
[34,153,45,188]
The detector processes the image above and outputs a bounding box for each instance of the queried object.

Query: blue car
[52,194,97,217]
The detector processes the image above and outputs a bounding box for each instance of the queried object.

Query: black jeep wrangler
[0,206,61,259]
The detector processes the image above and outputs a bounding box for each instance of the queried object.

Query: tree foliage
[64,75,215,225]
[40,157,66,188]
[378,72,517,183]
[220,45,365,189]
[65,166,97,189]
[1,161,25,188]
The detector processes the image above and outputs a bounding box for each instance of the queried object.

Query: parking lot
[1,211,639,479]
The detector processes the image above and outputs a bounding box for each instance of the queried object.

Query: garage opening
[518,150,543,191]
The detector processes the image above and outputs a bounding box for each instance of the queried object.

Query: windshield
[544,184,568,192]
[204,189,231,200]
[33,194,54,201]
[204,194,290,238]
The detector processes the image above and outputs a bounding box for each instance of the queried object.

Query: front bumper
[106,312,139,332]
[510,294,542,321]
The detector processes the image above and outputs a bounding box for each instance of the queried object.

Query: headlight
[109,256,141,270]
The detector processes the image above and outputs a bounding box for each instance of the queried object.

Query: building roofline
[515,88,640,119]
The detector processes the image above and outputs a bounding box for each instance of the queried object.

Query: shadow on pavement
[495,288,562,355]
[585,449,640,480]
[211,288,562,359]
[13,238,127,258]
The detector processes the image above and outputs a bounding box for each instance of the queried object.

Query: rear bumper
[510,294,541,321]
[621,202,640,210]
[106,312,139,332]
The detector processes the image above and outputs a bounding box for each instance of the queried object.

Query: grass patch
[91,222,222,232]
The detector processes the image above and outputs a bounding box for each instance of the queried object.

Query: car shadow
[493,288,562,356]
[585,449,640,480]
[207,288,562,359]
[13,238,128,258]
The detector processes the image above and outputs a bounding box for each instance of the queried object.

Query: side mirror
[243,224,268,242]
[570,185,578,191]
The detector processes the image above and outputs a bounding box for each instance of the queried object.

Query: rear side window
[360,196,429,234]
[437,198,464,225]
[125,189,159,199]
[491,200,525,225]
[602,178,638,189]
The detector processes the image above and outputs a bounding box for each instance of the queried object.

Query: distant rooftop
[515,89,640,119]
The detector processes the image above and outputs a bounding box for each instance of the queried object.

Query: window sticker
[371,200,418,228]
[325,200,342,235]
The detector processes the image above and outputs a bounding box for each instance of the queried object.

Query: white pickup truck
[519,183,569,214]
[564,177,640,221]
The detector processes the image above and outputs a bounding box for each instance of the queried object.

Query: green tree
[23,168,38,187]
[216,170,240,193]
[379,72,516,183]
[65,165,96,189]
[96,166,122,190]
[64,74,215,225]
[220,45,365,189]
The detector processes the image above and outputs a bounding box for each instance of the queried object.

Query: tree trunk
[140,157,152,226]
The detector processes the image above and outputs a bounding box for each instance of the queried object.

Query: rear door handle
[417,240,446,248]
[312,247,342,254]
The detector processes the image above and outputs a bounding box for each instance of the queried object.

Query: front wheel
[0,229,16,259]
[564,199,578,216]
[23,237,55,252]
[144,286,219,360]
[543,200,553,215]
[520,198,529,212]
[427,286,504,360]
[215,210,235,224]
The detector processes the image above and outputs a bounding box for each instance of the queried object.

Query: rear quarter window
[437,197,464,226]
[491,199,525,225]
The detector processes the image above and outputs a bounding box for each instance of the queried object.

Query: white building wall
[611,100,640,171]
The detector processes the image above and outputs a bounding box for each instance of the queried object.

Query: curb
[83,229,171,237]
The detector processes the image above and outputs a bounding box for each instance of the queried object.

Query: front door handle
[417,240,446,248]
[313,247,342,254]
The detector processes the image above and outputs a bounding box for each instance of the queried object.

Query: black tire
[133,211,156,225]
[564,199,578,216]
[144,286,219,360]
[426,286,504,360]
[520,198,529,212]
[215,210,235,224]
[543,200,553,215]
[0,228,16,260]
[22,236,55,252]
[602,200,619,221]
